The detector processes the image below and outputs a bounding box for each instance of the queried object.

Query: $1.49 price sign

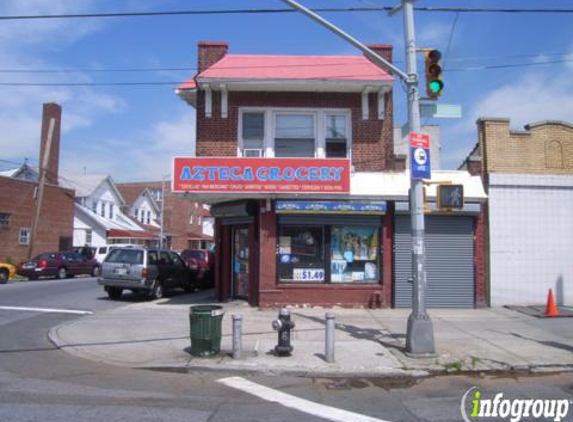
[293,268,325,282]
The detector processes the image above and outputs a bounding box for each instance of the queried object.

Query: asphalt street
[1,277,572,422]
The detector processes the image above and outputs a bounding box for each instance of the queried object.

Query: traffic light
[425,49,444,100]
[437,184,464,209]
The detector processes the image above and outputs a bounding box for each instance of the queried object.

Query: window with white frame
[109,204,114,219]
[325,114,348,158]
[99,202,105,217]
[85,229,92,245]
[19,227,30,245]
[146,211,151,225]
[239,108,350,159]
[241,112,265,157]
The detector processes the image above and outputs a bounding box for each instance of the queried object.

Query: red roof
[178,54,392,91]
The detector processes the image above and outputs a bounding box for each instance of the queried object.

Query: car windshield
[183,250,205,261]
[34,253,57,261]
[105,249,144,265]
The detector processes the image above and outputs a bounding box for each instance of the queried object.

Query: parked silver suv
[98,247,195,300]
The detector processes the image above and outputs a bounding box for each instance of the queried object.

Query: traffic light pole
[402,0,435,356]
[280,0,435,355]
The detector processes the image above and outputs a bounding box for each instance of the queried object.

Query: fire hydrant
[272,308,295,356]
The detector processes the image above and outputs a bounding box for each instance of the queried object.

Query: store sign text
[173,157,350,194]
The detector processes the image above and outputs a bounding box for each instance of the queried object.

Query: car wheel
[107,287,122,300]
[92,265,101,277]
[149,280,164,300]
[56,267,67,280]
[0,269,8,284]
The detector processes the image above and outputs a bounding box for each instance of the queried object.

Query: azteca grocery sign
[172,157,350,194]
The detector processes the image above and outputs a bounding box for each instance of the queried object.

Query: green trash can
[189,305,225,357]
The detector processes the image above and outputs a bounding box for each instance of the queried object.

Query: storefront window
[278,226,325,283]
[278,224,381,284]
[330,226,379,283]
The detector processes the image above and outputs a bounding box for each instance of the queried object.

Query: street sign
[437,184,464,209]
[409,132,431,179]
[420,103,462,119]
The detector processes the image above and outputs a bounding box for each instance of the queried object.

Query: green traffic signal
[429,79,444,94]
[425,49,444,99]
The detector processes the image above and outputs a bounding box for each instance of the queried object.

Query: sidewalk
[49,290,573,378]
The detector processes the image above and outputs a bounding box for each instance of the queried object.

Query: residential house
[0,103,75,263]
[460,118,573,306]
[59,175,157,247]
[174,41,486,308]
[116,181,211,251]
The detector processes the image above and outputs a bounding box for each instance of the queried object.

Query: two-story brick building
[176,41,486,308]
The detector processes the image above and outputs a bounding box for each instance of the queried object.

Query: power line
[447,57,573,72]
[1,6,573,20]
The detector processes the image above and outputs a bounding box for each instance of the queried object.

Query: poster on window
[330,226,379,283]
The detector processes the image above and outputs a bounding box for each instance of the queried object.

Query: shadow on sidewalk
[510,332,573,353]
[294,313,407,353]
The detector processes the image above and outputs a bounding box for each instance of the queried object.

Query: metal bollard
[232,314,242,359]
[325,313,335,363]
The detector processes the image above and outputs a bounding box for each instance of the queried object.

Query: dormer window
[239,108,351,159]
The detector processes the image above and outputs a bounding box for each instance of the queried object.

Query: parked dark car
[17,252,101,280]
[180,249,214,288]
[98,247,196,300]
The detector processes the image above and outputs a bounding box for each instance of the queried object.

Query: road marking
[0,306,93,315]
[217,376,393,422]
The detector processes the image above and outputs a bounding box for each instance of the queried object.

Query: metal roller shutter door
[394,215,475,308]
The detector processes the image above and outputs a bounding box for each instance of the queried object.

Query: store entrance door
[231,226,250,300]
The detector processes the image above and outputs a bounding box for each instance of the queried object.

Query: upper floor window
[241,112,265,157]
[275,113,315,158]
[326,114,348,158]
[239,108,351,159]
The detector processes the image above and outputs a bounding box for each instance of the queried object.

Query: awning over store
[175,171,487,204]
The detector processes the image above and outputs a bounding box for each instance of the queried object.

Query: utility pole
[28,118,56,260]
[400,0,435,356]
[281,0,435,355]
[159,175,166,249]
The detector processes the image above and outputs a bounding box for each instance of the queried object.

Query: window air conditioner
[243,149,264,158]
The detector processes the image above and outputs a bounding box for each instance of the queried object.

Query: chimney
[38,102,62,185]
[365,44,393,64]
[197,41,229,73]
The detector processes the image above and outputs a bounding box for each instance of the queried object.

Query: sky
[0,0,572,182]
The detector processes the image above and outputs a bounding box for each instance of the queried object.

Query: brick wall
[198,42,228,73]
[196,90,395,171]
[0,177,74,263]
[478,118,573,174]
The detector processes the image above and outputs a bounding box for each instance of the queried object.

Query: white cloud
[0,0,128,167]
[61,111,197,181]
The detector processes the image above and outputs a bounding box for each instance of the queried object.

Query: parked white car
[94,244,140,264]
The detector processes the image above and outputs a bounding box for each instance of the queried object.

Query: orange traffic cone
[545,289,559,317]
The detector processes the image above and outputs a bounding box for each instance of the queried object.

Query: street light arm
[279,0,409,81]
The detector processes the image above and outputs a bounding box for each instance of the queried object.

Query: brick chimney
[365,44,393,64]
[197,41,229,73]
[38,102,62,185]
